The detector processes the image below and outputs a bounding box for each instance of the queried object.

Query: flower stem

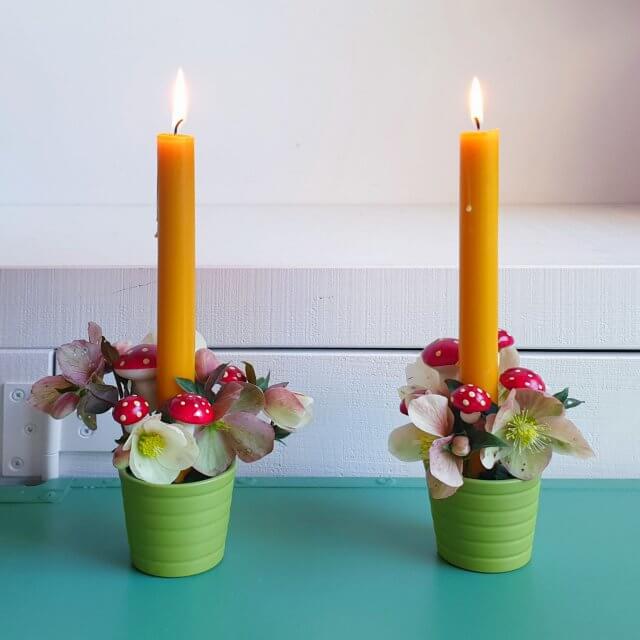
[173,467,191,484]
[464,452,483,479]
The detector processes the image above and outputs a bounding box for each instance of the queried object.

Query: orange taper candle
[156,69,196,406]
[459,77,499,401]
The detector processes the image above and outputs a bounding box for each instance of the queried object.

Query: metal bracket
[2,383,120,481]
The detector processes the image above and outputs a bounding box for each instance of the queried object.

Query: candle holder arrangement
[388,331,593,573]
[28,322,314,577]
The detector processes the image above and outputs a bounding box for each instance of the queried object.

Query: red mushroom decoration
[421,338,459,369]
[220,365,247,384]
[498,329,515,350]
[113,395,150,432]
[450,384,491,423]
[500,367,546,392]
[497,328,520,371]
[113,344,157,405]
[167,393,214,431]
[113,344,157,380]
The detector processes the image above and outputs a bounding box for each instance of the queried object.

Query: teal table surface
[0,479,638,639]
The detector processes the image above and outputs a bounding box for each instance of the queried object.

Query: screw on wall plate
[10,457,24,470]
[24,423,37,436]
[78,425,93,438]
[10,389,26,402]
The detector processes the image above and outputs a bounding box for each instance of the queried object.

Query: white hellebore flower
[482,389,594,480]
[123,415,199,484]
[264,387,314,432]
[388,394,463,499]
[405,357,447,396]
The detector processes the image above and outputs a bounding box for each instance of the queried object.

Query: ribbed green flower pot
[119,461,235,577]
[429,477,540,573]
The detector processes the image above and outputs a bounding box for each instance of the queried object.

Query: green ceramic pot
[119,461,236,577]
[429,476,540,573]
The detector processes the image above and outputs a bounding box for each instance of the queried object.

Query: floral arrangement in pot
[388,329,594,573]
[29,322,313,577]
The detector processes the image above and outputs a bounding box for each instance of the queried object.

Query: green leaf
[83,382,118,414]
[76,395,97,431]
[565,397,585,409]
[255,372,273,392]
[552,388,584,409]
[175,377,198,394]
[243,361,257,385]
[86,382,118,405]
[469,430,508,451]
[445,379,462,394]
[553,388,569,404]
[273,424,292,440]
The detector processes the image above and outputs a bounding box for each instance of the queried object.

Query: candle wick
[474,117,481,131]
[173,119,184,135]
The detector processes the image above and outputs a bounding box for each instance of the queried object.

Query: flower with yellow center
[482,389,594,480]
[503,410,550,452]
[123,415,199,484]
[388,394,463,499]
[137,432,165,458]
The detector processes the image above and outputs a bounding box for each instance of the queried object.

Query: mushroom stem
[132,379,157,411]
[461,411,481,424]
[173,467,192,484]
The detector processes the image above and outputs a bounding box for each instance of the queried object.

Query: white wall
[1,266,638,480]
[2,0,640,210]
[0,3,638,480]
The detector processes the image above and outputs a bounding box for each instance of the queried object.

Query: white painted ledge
[1,205,638,268]
[1,266,638,349]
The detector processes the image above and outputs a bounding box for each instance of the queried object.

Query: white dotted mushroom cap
[167,393,214,425]
[113,344,157,381]
[113,394,150,427]
[450,384,491,412]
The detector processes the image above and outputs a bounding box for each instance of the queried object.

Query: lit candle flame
[469,77,483,130]
[172,68,188,134]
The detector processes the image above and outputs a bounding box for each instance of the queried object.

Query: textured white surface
[42,350,639,479]
[1,2,637,483]
[1,266,638,350]
[2,1,639,205]
[1,205,639,268]
[0,350,53,476]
